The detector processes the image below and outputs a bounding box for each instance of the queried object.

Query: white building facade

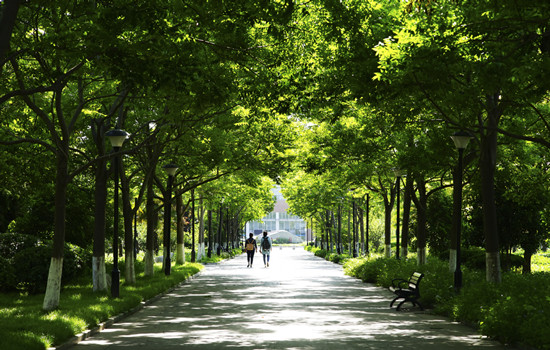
[245,186,307,239]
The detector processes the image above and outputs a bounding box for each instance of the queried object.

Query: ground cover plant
[0,260,204,350]
[339,252,550,350]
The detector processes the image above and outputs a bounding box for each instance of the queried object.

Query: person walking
[245,233,257,268]
[259,231,272,268]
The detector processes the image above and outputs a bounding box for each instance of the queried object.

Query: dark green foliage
[0,189,18,233]
[13,245,52,294]
[328,253,343,264]
[480,273,550,346]
[7,185,94,248]
[425,191,452,257]
[0,256,16,292]
[314,248,328,259]
[0,232,40,256]
[0,233,92,293]
[305,246,349,265]
[0,233,41,292]
[435,246,523,271]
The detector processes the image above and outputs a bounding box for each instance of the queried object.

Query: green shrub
[328,253,340,263]
[0,255,17,291]
[12,242,92,294]
[480,272,550,348]
[0,232,41,258]
[13,245,53,294]
[314,248,328,259]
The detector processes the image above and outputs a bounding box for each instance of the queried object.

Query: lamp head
[162,163,178,176]
[106,129,129,148]
[451,131,472,150]
[393,168,405,177]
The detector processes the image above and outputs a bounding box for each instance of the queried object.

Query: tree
[372,0,550,282]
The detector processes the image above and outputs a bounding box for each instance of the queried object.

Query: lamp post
[191,187,196,262]
[451,131,472,291]
[134,198,138,259]
[217,198,224,255]
[162,163,178,276]
[337,202,342,254]
[226,206,230,251]
[106,129,129,298]
[393,168,405,260]
[352,199,357,258]
[207,210,213,258]
[366,193,370,255]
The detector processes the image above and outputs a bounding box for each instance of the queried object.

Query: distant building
[246,186,308,240]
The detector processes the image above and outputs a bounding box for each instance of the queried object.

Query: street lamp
[337,201,342,255]
[393,168,405,260]
[450,131,472,291]
[191,187,196,262]
[352,199,357,258]
[217,197,224,256]
[366,193,370,255]
[207,209,213,258]
[106,129,129,298]
[134,198,138,259]
[162,163,178,276]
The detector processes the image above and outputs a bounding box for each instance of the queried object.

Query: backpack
[261,237,271,250]
[246,239,255,251]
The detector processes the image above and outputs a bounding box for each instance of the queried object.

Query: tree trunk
[415,176,428,265]
[144,175,156,276]
[401,175,413,259]
[523,250,533,274]
[384,196,392,258]
[326,210,333,252]
[0,0,22,64]
[91,118,108,292]
[198,196,205,260]
[359,207,364,256]
[176,191,185,265]
[449,165,460,272]
[120,162,135,284]
[92,155,108,292]
[43,148,68,311]
[481,94,502,283]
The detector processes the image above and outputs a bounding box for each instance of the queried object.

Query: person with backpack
[259,231,272,267]
[245,233,257,268]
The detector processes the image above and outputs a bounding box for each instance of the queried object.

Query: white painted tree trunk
[486,251,501,283]
[176,243,185,264]
[385,244,391,258]
[43,257,63,311]
[197,243,205,261]
[417,247,427,265]
[92,256,107,292]
[125,251,135,284]
[449,249,457,272]
[400,246,407,259]
[144,249,154,276]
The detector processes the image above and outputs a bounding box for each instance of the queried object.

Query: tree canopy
[1,0,549,309]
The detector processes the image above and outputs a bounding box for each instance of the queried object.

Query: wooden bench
[389,272,424,311]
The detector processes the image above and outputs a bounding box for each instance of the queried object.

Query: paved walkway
[69,247,508,349]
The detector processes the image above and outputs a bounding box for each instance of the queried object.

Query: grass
[0,249,242,350]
